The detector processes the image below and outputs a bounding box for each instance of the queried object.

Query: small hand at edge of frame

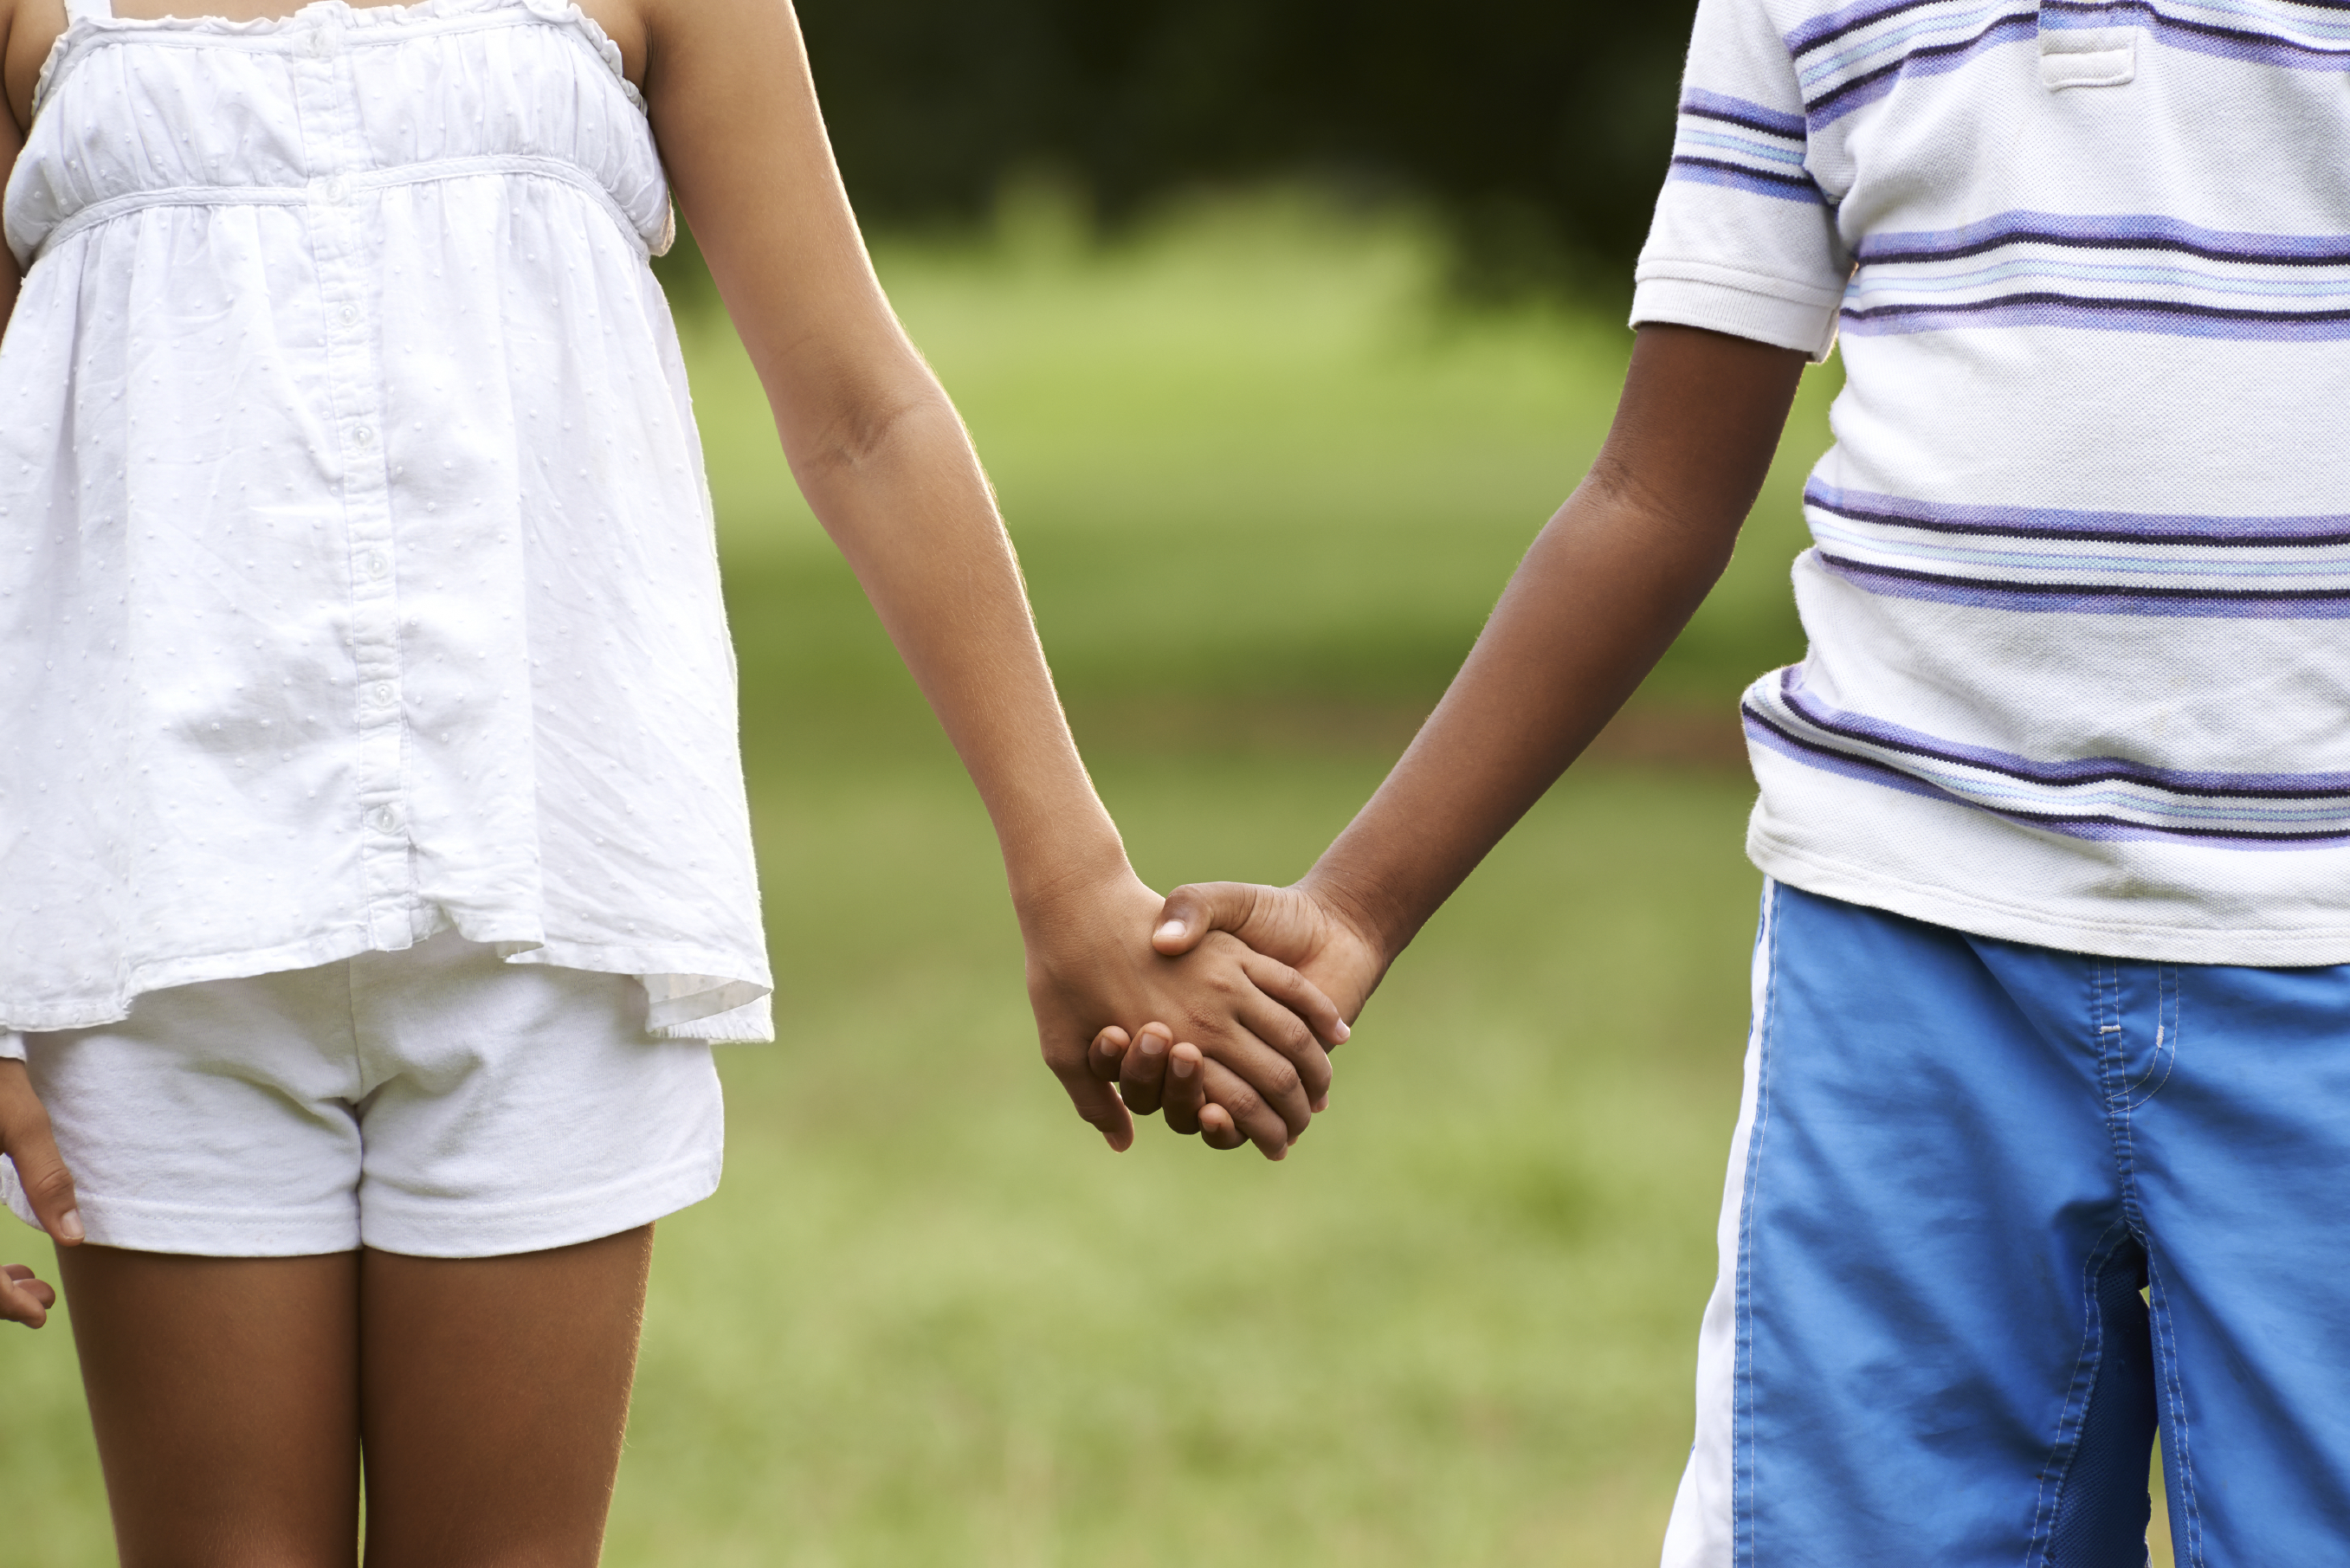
[1021,869,1349,1160]
[0,1058,82,1328]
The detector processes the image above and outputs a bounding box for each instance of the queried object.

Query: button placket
[296,15,413,947]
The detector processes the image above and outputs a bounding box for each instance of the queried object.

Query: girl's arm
[632,0,1343,1155]
[0,0,78,1330]
[0,0,27,339]
[1133,326,1807,1047]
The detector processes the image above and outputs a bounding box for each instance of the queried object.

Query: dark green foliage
[796,0,1701,294]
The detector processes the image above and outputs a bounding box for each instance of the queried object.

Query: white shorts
[1,931,725,1258]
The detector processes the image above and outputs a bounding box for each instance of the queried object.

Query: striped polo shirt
[1632,0,2350,963]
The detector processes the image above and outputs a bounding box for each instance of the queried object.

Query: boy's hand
[1150,881,1387,1026]
[1022,870,1348,1158]
[0,1059,81,1328]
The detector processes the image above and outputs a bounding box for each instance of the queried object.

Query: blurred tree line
[790,0,1700,295]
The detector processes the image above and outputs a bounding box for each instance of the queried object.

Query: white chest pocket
[2040,15,2138,89]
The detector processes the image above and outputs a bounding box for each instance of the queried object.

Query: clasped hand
[1023,871,1385,1158]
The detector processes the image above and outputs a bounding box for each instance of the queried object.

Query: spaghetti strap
[62,0,113,22]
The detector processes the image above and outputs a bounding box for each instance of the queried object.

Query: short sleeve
[1630,0,1853,360]
[0,1033,22,1062]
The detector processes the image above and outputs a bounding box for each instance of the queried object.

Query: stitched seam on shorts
[1731,878,1780,1568]
[2147,1255,2205,1566]
[2126,965,2179,1110]
[2095,960,2147,1244]
[341,954,367,1102]
[2023,1217,2137,1567]
[2104,959,2205,1564]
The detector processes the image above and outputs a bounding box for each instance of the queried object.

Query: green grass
[613,758,1762,1565]
[1,194,1854,1565]
[694,189,1836,720]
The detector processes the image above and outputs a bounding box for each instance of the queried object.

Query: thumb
[1152,881,1264,957]
[0,1064,83,1248]
[1053,1060,1136,1152]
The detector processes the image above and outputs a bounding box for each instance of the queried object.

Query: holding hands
[1021,868,1355,1159]
[1072,879,1389,1158]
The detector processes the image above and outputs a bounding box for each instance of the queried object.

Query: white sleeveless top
[0,0,772,1048]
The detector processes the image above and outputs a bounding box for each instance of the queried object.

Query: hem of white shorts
[358,1145,724,1259]
[0,904,774,1043]
[3,1156,360,1255]
[1749,829,2350,966]
[1630,268,1842,361]
[2,1146,724,1259]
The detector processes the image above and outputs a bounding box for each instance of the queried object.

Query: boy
[1115,0,2350,1557]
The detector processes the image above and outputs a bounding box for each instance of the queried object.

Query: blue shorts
[1662,880,2350,1566]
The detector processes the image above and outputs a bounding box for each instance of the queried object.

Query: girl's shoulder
[4,0,66,135]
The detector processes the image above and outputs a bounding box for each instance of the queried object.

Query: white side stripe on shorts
[1658,878,1777,1568]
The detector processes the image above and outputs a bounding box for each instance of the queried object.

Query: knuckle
[27,1165,74,1203]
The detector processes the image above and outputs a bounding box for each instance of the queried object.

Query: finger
[1198,1101,1245,1152]
[4,1264,55,1311]
[1198,1057,1290,1160]
[1239,950,1350,1051]
[1088,1026,1132,1083]
[1181,1016,1314,1139]
[1162,1042,1208,1137]
[0,1063,83,1248]
[1152,882,1265,957]
[0,1263,55,1329]
[1051,1057,1134,1152]
[1230,982,1335,1113]
[1116,1023,1175,1117]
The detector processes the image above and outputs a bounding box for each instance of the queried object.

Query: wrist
[1300,861,1414,970]
[1004,827,1135,926]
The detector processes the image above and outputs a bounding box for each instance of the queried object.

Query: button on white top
[365,552,389,579]
[371,682,395,705]
[351,425,374,448]
[339,306,359,327]
[326,177,348,203]
[369,804,402,833]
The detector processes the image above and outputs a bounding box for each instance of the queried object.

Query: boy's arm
[1144,324,1805,1027]
[633,0,1343,1156]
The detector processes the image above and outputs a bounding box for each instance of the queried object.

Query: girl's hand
[1085,1024,1293,1153]
[1022,870,1347,1159]
[0,1059,82,1328]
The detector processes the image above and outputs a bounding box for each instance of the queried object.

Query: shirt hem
[1749,829,2350,967]
[1,910,773,1042]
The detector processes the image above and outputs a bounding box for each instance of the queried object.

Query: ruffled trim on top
[34,0,645,119]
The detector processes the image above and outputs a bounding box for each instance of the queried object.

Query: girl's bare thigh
[55,1226,654,1568]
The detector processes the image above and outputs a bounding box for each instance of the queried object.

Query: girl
[0,0,1342,1559]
